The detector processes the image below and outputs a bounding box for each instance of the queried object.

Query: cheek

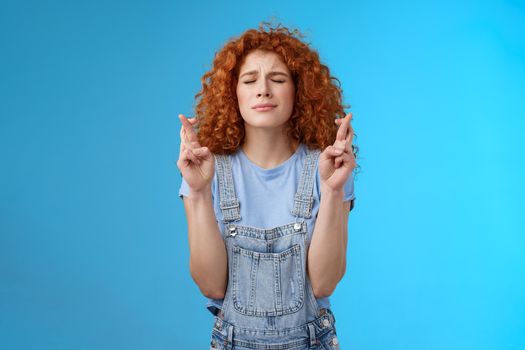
[236,88,249,109]
[282,87,295,106]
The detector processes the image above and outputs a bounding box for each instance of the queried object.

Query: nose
[256,80,272,98]
[257,91,271,98]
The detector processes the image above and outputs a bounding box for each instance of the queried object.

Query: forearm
[308,184,345,297]
[184,187,227,299]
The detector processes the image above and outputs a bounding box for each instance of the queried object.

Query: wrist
[188,185,212,200]
[320,183,344,199]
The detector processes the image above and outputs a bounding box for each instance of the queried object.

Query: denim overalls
[210,147,341,350]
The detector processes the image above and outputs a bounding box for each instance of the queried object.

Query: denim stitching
[291,148,320,219]
[216,154,241,222]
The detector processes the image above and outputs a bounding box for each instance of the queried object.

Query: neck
[241,125,298,169]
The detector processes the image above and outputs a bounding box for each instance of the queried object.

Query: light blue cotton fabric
[178,143,355,315]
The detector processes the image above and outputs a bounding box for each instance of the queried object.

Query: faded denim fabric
[210,308,340,349]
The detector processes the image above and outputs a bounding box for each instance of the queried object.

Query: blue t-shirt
[178,143,355,313]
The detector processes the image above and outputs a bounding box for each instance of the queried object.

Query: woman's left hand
[319,112,356,191]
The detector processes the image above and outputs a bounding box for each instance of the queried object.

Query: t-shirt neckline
[238,143,303,175]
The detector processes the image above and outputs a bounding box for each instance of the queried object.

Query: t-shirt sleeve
[344,171,356,201]
[178,175,190,199]
[178,174,216,201]
[344,171,356,211]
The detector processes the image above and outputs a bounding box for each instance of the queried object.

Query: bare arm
[183,188,227,299]
[340,200,352,277]
[308,187,352,298]
[308,112,356,298]
[177,114,227,299]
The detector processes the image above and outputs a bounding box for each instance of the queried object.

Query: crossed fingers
[334,113,354,153]
[178,114,201,165]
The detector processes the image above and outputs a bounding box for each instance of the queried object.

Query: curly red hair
[192,21,359,167]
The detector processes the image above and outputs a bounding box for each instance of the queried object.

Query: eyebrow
[239,70,289,78]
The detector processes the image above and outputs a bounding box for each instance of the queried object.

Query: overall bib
[210,147,341,350]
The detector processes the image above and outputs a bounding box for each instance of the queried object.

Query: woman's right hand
[177,114,215,193]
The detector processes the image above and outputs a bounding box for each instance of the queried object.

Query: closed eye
[243,80,285,84]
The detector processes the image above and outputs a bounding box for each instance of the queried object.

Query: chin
[244,120,289,130]
[242,113,291,129]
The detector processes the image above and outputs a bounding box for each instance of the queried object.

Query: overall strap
[215,154,241,223]
[291,147,321,219]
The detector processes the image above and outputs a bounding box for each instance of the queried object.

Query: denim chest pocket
[231,243,305,316]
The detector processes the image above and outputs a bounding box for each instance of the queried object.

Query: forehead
[239,50,290,73]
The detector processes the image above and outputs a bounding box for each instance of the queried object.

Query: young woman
[178,22,358,350]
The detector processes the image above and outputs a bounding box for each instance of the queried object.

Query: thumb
[328,145,343,156]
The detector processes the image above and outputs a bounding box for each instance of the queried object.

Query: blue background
[1,0,524,349]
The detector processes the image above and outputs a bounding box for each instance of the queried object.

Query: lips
[252,103,277,109]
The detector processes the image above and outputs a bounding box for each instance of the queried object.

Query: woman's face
[236,50,295,131]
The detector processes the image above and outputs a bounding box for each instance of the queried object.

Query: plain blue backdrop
[1,0,524,349]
